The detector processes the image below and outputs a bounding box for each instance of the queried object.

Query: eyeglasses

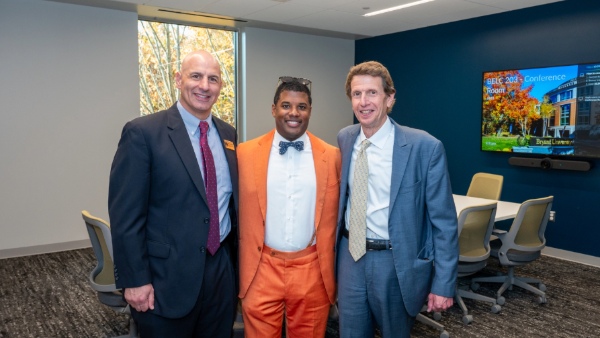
[277,76,312,91]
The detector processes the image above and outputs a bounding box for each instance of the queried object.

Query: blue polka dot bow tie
[279,140,304,155]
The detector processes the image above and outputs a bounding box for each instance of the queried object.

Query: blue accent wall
[355,0,600,257]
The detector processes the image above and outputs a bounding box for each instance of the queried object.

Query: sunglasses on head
[277,76,312,91]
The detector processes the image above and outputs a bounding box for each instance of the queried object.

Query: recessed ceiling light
[364,0,435,17]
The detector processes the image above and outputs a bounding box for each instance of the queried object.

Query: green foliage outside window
[138,20,236,127]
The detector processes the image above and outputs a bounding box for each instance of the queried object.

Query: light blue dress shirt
[178,101,232,242]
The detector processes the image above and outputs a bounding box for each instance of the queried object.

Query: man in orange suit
[237,77,341,338]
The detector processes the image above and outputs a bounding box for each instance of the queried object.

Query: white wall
[0,0,354,257]
[0,0,139,256]
[243,28,354,145]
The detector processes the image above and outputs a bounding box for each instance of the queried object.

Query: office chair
[466,172,504,200]
[454,202,501,324]
[82,210,137,338]
[471,196,554,304]
[416,307,450,338]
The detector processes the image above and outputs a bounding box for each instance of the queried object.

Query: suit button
[200,246,206,253]
[257,247,261,252]
[204,218,210,224]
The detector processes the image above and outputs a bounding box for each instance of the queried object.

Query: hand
[124,283,155,312]
[427,293,453,312]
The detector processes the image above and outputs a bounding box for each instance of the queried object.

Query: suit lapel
[212,117,235,173]
[254,130,274,222]
[339,125,361,212]
[309,132,327,230]
[166,106,208,205]
[212,117,238,210]
[389,118,412,213]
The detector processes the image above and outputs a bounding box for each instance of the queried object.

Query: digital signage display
[481,62,600,159]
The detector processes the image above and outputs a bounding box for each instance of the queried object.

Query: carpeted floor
[0,249,128,337]
[1,248,599,337]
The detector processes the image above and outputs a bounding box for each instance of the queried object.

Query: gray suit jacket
[109,103,238,318]
[336,117,458,316]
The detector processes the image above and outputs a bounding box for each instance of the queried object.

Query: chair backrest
[82,210,117,292]
[508,196,553,250]
[495,196,553,267]
[457,202,497,262]
[466,172,504,200]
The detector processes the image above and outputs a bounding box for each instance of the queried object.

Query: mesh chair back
[466,172,504,200]
[514,199,552,248]
[82,210,116,288]
[92,226,116,285]
[458,203,497,261]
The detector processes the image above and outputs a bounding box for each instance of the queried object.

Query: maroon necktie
[199,121,220,255]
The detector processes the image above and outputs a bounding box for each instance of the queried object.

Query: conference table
[453,194,521,221]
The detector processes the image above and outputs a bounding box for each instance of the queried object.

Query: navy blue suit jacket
[109,103,238,318]
[336,118,458,316]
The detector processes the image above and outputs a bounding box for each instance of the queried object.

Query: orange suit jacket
[237,129,341,304]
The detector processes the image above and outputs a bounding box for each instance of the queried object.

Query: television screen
[481,62,600,159]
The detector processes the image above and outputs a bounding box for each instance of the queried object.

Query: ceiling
[51,0,563,39]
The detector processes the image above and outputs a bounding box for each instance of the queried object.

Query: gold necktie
[349,139,371,261]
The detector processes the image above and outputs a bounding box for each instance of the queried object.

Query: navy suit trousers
[131,243,237,338]
[337,236,415,338]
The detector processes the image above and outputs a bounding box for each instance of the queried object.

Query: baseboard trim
[543,246,600,268]
[0,239,91,259]
[1,241,599,268]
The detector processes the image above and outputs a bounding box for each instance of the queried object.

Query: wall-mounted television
[481,62,600,159]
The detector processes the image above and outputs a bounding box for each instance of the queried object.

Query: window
[559,90,573,101]
[138,20,236,127]
[560,104,571,126]
[581,85,594,96]
[577,114,590,125]
[577,102,591,125]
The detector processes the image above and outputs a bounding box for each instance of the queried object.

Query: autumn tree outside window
[138,20,236,127]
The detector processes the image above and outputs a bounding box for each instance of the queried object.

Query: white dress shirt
[345,117,394,240]
[265,131,317,251]
[178,101,233,242]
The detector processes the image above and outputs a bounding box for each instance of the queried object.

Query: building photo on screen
[481,62,600,159]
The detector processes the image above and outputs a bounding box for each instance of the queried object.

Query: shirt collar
[178,101,214,137]
[360,116,393,149]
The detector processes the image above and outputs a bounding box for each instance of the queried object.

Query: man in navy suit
[109,50,238,337]
[336,61,458,338]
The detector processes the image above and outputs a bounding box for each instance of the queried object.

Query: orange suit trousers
[241,244,330,338]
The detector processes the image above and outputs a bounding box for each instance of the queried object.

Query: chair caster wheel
[471,283,480,291]
[433,312,442,321]
[496,296,505,305]
[491,304,501,313]
[440,330,450,338]
[537,296,547,304]
[539,283,547,292]
[462,314,473,325]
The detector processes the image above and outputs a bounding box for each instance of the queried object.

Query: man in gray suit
[336,61,458,338]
